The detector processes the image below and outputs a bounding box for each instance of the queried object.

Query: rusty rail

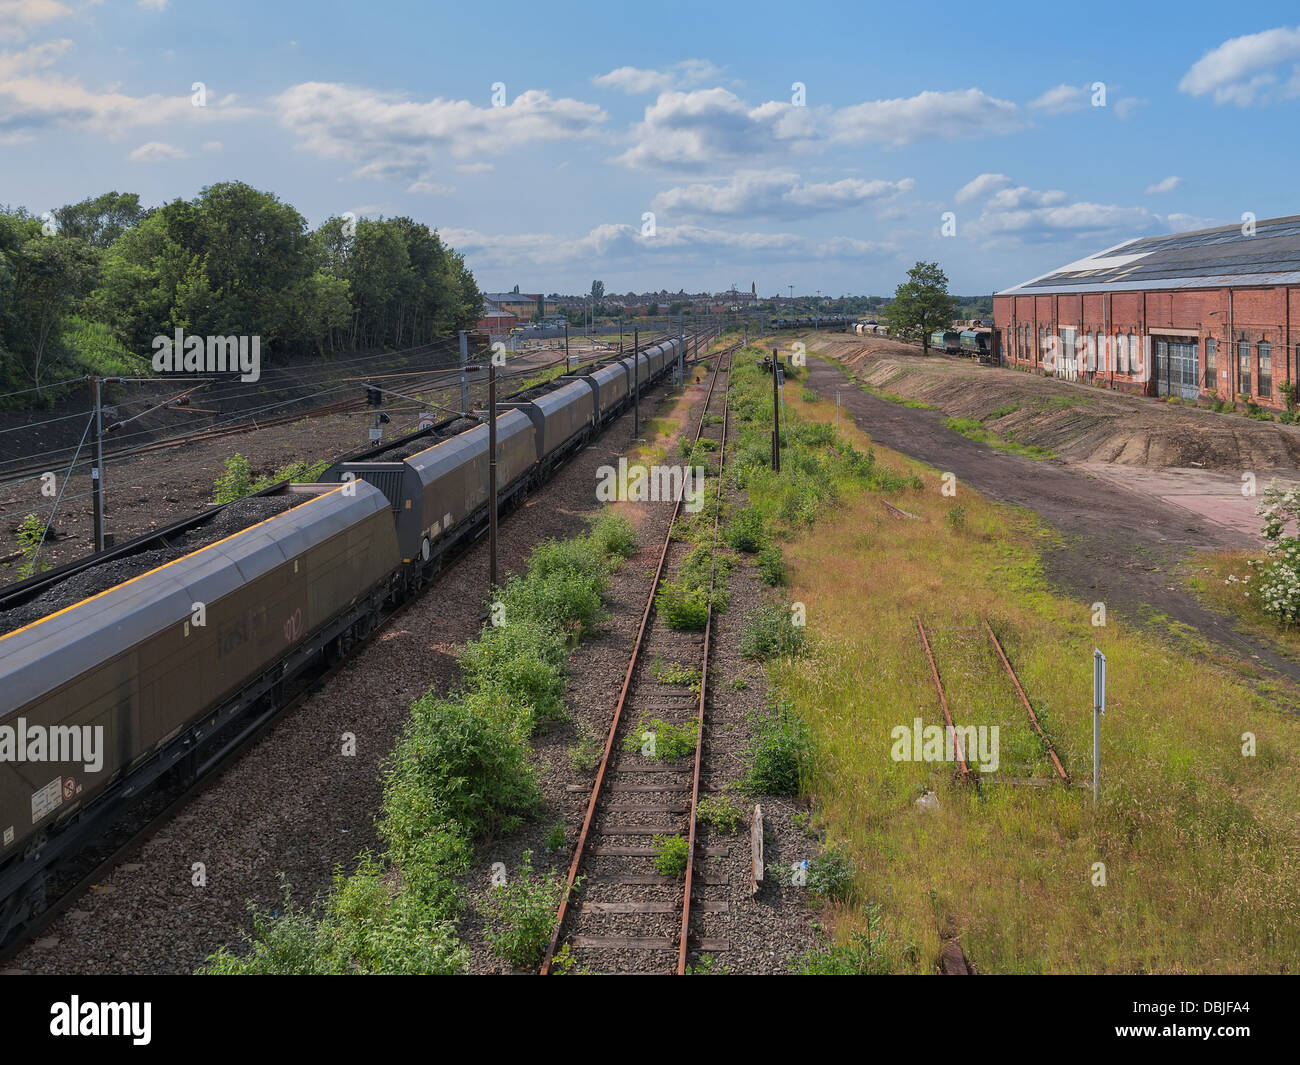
[539,342,736,975]
[915,616,971,780]
[982,617,1069,783]
[676,349,732,975]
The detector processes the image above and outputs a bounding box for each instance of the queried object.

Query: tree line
[0,183,483,403]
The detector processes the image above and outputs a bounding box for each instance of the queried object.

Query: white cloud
[1144,175,1182,195]
[1179,25,1300,105]
[1114,96,1146,119]
[406,180,454,195]
[1028,83,1089,114]
[652,170,913,219]
[0,38,254,136]
[202,139,221,152]
[954,172,1011,204]
[966,201,1153,241]
[617,85,1020,171]
[953,173,1155,243]
[592,58,722,94]
[440,221,888,272]
[988,185,1067,209]
[1161,212,1222,232]
[137,0,168,9]
[593,66,675,94]
[829,88,1022,145]
[274,82,606,179]
[128,139,186,161]
[0,0,72,42]
[456,161,493,174]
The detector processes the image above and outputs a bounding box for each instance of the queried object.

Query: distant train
[854,321,889,336]
[929,327,994,362]
[768,314,854,331]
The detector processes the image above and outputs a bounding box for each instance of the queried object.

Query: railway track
[0,331,717,959]
[915,616,1068,784]
[541,343,736,975]
[0,342,650,487]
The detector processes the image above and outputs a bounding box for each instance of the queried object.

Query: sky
[3,0,1300,298]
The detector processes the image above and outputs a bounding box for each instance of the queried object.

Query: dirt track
[801,353,1300,688]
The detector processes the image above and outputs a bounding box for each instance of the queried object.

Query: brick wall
[994,284,1300,407]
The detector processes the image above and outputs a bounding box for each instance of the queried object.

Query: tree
[0,211,99,394]
[53,192,145,247]
[590,280,604,302]
[885,261,958,354]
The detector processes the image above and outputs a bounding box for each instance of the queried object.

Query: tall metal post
[1093,649,1106,807]
[91,376,105,552]
[633,327,640,437]
[458,330,470,415]
[488,361,499,590]
[564,321,570,371]
[771,348,781,472]
[677,312,685,386]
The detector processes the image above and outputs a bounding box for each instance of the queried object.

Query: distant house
[476,309,518,335]
[482,291,558,320]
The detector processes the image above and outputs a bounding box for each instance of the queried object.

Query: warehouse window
[1238,341,1251,395]
[1259,341,1272,398]
[1084,331,1094,372]
[1115,333,1126,374]
[1205,338,1216,388]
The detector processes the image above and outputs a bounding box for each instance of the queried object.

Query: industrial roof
[996,215,1300,296]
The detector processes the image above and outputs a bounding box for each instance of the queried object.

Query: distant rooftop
[997,215,1300,296]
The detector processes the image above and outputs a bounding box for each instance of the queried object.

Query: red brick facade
[993,285,1300,408]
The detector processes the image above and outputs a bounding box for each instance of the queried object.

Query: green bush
[213,453,255,504]
[656,580,709,630]
[652,834,690,877]
[696,792,746,834]
[482,851,571,969]
[744,701,811,796]
[501,568,603,640]
[458,618,566,728]
[381,687,540,844]
[15,513,50,580]
[740,602,806,660]
[807,844,857,900]
[792,905,890,975]
[201,860,469,975]
[568,723,604,772]
[727,506,765,553]
[624,716,699,760]
[588,513,637,561]
[755,544,786,586]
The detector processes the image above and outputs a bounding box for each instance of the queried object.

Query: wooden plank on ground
[751,803,764,897]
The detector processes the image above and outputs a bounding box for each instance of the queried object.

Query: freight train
[0,336,689,942]
[853,321,889,336]
[929,328,994,362]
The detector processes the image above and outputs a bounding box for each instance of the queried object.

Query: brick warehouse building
[993,215,1300,408]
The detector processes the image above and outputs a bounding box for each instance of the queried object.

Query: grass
[944,416,1056,460]
[859,382,936,409]
[762,369,1300,973]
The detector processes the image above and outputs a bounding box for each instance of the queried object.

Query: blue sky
[3,0,1300,297]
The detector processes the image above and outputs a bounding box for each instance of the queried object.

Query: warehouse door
[1154,339,1199,401]
[1059,328,1078,381]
